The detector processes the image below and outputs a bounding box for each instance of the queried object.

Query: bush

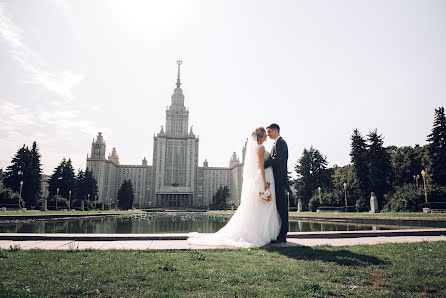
[309,190,344,212]
[317,206,344,211]
[355,196,368,212]
[420,202,446,209]
[309,196,320,212]
[0,184,18,206]
[344,206,356,212]
[385,184,446,212]
[46,195,69,210]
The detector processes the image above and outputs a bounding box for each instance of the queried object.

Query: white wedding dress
[188,135,281,248]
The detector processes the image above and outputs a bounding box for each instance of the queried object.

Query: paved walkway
[1,236,445,250]
[1,230,445,250]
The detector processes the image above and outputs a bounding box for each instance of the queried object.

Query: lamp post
[56,176,62,210]
[421,170,428,204]
[68,190,71,210]
[94,195,97,210]
[56,187,59,210]
[19,181,24,209]
[318,187,322,204]
[343,183,348,207]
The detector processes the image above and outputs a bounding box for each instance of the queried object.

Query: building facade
[86,61,243,208]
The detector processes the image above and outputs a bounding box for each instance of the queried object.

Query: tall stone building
[151,60,199,208]
[86,61,243,209]
[86,133,151,207]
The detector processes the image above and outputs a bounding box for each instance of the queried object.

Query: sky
[0,0,445,175]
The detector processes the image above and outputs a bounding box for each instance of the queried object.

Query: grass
[2,209,446,218]
[0,241,445,297]
[0,210,144,216]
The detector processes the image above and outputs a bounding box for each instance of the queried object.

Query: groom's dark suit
[264,136,288,242]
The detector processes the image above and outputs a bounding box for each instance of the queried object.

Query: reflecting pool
[0,213,433,234]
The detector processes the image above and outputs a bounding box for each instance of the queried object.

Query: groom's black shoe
[271,238,286,244]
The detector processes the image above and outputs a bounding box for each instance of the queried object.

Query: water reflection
[0,213,428,234]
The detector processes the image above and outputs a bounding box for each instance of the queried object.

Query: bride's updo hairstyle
[252,127,266,141]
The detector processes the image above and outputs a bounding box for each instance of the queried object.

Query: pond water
[0,213,432,234]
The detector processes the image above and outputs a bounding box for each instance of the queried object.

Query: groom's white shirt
[271,136,281,159]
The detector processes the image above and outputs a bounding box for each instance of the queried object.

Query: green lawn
[0,241,445,297]
[0,210,144,216]
[2,210,446,219]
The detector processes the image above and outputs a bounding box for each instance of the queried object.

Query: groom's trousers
[275,183,288,240]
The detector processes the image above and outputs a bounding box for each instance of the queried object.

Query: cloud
[0,100,98,138]
[0,99,100,172]
[0,3,84,101]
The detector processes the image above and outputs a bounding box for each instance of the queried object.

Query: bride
[188,127,281,248]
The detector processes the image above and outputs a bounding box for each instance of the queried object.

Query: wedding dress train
[188,136,281,248]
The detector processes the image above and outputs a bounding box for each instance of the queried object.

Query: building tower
[90,132,106,159]
[151,60,199,208]
[87,132,109,201]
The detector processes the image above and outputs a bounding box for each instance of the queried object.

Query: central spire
[176,59,182,88]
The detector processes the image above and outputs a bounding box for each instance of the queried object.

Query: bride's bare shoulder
[257,144,265,152]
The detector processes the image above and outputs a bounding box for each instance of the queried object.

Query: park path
[1,235,445,250]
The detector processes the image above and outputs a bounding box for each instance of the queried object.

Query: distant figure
[370,192,378,213]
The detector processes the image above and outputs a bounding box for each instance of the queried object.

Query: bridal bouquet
[259,190,272,202]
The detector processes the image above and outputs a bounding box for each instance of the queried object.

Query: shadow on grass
[262,245,387,267]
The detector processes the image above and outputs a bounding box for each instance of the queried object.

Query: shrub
[46,195,69,210]
[309,196,320,212]
[344,206,356,212]
[0,183,18,206]
[385,184,446,212]
[355,196,368,212]
[421,202,446,209]
[309,190,344,211]
[317,206,344,211]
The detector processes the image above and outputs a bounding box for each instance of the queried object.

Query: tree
[28,142,42,207]
[212,186,230,210]
[117,179,134,210]
[390,145,424,189]
[48,158,75,204]
[212,185,231,210]
[0,168,18,205]
[427,106,446,186]
[331,164,361,208]
[4,142,42,208]
[294,146,331,209]
[367,129,392,207]
[74,170,86,206]
[350,129,369,205]
[286,171,296,207]
[84,169,98,200]
[73,169,98,209]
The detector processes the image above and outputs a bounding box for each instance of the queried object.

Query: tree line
[0,146,135,210]
[2,107,444,212]
[292,106,446,211]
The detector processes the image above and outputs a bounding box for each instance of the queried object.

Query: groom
[264,123,289,243]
